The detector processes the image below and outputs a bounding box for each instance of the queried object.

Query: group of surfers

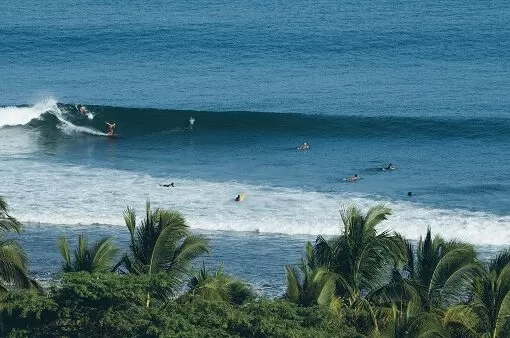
[77,104,116,136]
[297,141,398,182]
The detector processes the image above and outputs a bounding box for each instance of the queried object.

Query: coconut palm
[444,248,510,337]
[314,204,407,305]
[0,197,38,292]
[0,197,21,234]
[410,228,479,312]
[285,242,338,308]
[58,233,119,273]
[369,228,479,336]
[118,200,209,307]
[184,262,255,305]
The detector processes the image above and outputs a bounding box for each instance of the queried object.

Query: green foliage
[444,248,510,337]
[285,242,338,307]
[58,233,119,273]
[0,273,363,337]
[0,197,39,292]
[184,262,256,305]
[0,290,57,336]
[314,204,407,304]
[0,196,21,234]
[414,228,480,311]
[118,200,210,306]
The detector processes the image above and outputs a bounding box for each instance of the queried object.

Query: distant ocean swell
[1,99,510,140]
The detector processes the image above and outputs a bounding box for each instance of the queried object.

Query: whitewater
[1,99,510,246]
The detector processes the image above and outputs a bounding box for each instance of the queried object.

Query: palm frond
[124,206,137,242]
[57,236,72,272]
[91,237,119,273]
[169,235,210,275]
[494,288,510,338]
[0,197,21,234]
[443,304,480,336]
[285,264,301,303]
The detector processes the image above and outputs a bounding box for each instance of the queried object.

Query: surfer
[384,163,396,170]
[345,174,359,182]
[105,121,116,135]
[297,142,309,150]
[189,117,195,129]
[159,182,175,187]
[77,104,87,115]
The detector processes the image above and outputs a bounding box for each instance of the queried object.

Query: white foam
[0,98,106,136]
[0,98,58,127]
[2,160,510,246]
[56,117,105,136]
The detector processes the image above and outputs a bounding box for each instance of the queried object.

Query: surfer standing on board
[189,117,195,129]
[105,121,116,135]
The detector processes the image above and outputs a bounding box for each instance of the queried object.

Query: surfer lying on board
[383,163,397,170]
[345,174,359,182]
[159,182,175,187]
[105,121,116,135]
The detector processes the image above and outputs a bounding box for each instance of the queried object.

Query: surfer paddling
[105,121,116,135]
[345,174,359,182]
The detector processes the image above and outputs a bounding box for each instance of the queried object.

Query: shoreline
[12,222,506,298]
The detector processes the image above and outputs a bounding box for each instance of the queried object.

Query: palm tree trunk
[146,291,150,308]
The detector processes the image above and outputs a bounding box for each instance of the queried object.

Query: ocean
[1,0,509,297]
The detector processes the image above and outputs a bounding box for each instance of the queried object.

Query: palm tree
[0,197,38,292]
[444,248,510,337]
[411,228,479,312]
[370,228,479,336]
[58,233,119,273]
[285,242,338,308]
[314,204,407,305]
[185,262,255,305]
[118,200,209,307]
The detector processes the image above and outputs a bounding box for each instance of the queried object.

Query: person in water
[297,142,309,150]
[77,104,87,115]
[105,121,116,135]
[235,194,241,202]
[385,163,396,170]
[159,182,175,187]
[189,117,195,129]
[346,174,359,182]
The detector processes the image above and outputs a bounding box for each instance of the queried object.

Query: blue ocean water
[1,0,510,294]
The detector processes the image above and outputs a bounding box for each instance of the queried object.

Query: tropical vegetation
[58,233,119,273]
[0,197,38,293]
[0,196,510,337]
[116,200,210,306]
